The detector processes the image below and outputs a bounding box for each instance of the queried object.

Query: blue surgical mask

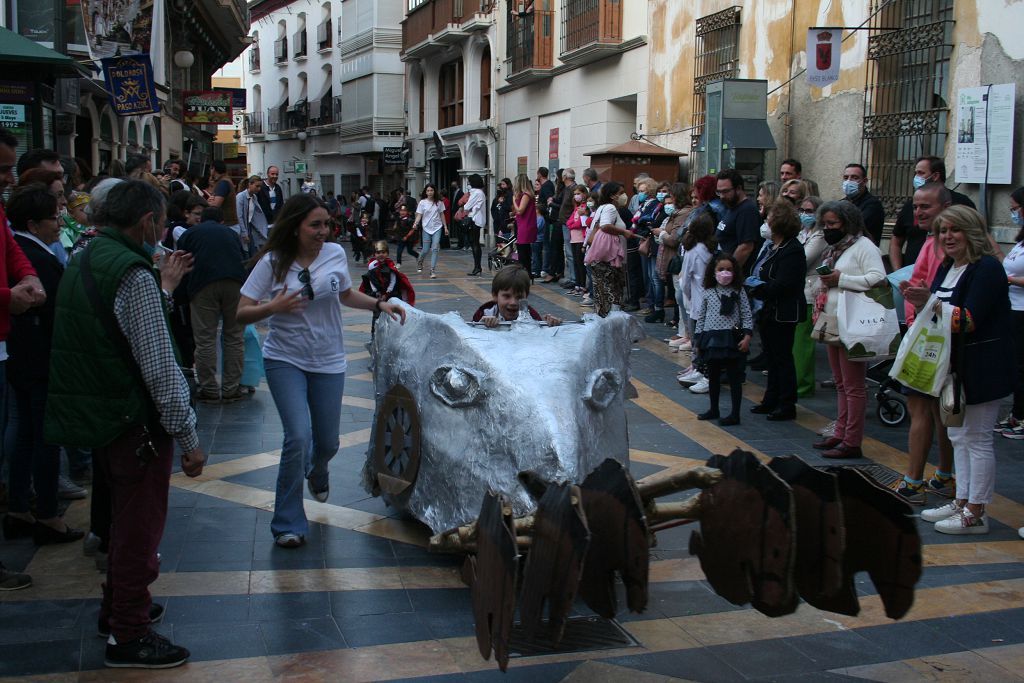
[1012,209,1024,226]
[663,204,676,215]
[636,192,647,202]
[799,212,816,228]
[912,175,927,190]
[656,192,667,202]
[842,180,861,198]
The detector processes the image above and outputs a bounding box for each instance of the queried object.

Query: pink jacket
[905,236,943,325]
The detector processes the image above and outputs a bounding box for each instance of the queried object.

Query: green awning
[0,26,93,79]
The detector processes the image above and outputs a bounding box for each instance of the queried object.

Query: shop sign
[0,81,34,104]
[0,104,27,124]
[183,90,232,125]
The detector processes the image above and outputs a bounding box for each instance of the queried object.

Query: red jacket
[358,258,415,306]
[1,203,39,342]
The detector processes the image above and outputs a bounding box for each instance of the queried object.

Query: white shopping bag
[889,295,951,396]
[837,284,901,361]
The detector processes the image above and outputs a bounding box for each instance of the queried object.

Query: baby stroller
[488,229,518,271]
[864,266,915,427]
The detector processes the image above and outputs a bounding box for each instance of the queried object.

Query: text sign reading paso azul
[102,55,159,116]
[182,90,232,124]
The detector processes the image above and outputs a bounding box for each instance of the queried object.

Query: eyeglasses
[297,268,314,300]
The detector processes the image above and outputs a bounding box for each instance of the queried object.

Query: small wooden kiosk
[583,139,686,187]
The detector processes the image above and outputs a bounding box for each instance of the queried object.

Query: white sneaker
[678,340,693,351]
[58,475,87,500]
[580,296,594,306]
[681,369,703,383]
[417,265,423,273]
[430,271,437,279]
[934,508,989,535]
[689,378,710,394]
[668,337,688,348]
[921,500,963,523]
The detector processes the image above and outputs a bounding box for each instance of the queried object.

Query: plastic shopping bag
[888,294,950,396]
[838,283,901,361]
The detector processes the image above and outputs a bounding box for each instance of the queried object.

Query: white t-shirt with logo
[1004,241,1024,312]
[241,242,353,374]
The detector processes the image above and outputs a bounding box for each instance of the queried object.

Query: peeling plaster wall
[646,0,1024,236]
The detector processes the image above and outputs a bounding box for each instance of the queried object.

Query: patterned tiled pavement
[2,247,1024,682]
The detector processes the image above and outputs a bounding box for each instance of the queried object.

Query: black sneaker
[104,630,189,669]
[98,603,165,638]
[0,562,31,591]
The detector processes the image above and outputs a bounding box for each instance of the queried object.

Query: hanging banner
[81,0,154,61]
[955,83,1016,185]
[102,55,159,116]
[806,28,841,87]
[183,90,232,124]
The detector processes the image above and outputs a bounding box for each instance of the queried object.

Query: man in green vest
[46,180,206,670]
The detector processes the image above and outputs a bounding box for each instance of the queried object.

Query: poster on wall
[548,127,559,177]
[806,28,841,87]
[80,0,153,61]
[183,90,232,125]
[955,83,1016,185]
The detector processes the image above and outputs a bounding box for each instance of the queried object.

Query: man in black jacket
[256,165,285,223]
[840,163,885,245]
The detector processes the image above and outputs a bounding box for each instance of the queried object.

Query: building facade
[243,0,405,200]
[646,0,1024,239]
[1,0,249,177]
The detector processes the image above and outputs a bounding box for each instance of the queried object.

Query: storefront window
[18,1,55,42]
[67,0,89,49]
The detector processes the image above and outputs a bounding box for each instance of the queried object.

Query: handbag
[939,307,967,427]
[811,312,841,345]
[638,235,653,257]
[837,282,901,361]
[890,294,950,396]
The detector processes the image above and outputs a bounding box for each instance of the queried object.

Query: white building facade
[243,0,405,200]
[494,0,649,182]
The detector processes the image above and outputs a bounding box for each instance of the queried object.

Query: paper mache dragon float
[362,302,923,671]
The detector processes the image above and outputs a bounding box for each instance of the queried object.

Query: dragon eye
[430,366,484,407]
[583,368,622,409]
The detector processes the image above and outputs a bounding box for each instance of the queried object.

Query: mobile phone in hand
[815,264,832,276]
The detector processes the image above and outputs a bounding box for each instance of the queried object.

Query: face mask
[799,212,816,228]
[656,192,667,201]
[636,192,647,202]
[663,204,676,216]
[715,270,734,286]
[616,194,628,208]
[574,194,584,203]
[823,229,845,245]
[1012,209,1024,226]
[842,180,861,198]
[759,223,771,240]
[586,200,596,209]
[912,175,928,190]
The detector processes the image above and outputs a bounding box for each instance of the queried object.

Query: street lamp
[174,50,195,69]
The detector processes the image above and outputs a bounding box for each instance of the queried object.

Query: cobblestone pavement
[2,248,1023,682]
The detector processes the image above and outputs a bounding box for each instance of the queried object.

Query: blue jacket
[930,255,1015,405]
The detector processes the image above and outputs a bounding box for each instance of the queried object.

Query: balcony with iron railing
[243,111,264,136]
[309,94,337,127]
[317,19,333,51]
[248,49,261,72]
[282,100,310,131]
[506,3,554,84]
[294,30,308,59]
[402,0,495,58]
[267,106,285,133]
[274,38,288,64]
[560,0,623,64]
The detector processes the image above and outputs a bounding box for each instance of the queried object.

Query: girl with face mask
[692,253,753,425]
[565,190,590,296]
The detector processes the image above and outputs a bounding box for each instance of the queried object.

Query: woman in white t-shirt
[999,186,1024,443]
[412,183,448,279]
[237,194,406,548]
[463,174,487,276]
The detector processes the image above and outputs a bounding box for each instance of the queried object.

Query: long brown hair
[251,193,325,282]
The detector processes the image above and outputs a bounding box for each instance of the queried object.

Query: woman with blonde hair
[512,173,537,280]
[780,179,810,205]
[903,206,1014,535]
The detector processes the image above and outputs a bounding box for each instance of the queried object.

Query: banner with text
[806,28,841,87]
[183,90,232,125]
[955,83,1016,185]
[102,55,159,116]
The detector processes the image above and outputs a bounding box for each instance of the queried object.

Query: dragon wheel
[372,384,422,499]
